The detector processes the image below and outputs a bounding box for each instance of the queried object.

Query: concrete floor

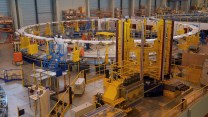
[0,44,29,117]
[0,43,204,117]
[0,43,105,117]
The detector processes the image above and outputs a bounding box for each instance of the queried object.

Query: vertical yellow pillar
[105,44,109,64]
[91,20,95,30]
[60,22,65,34]
[75,21,80,32]
[117,20,122,66]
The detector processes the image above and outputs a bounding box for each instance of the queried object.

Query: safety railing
[110,60,140,77]
[47,63,107,117]
[47,70,83,117]
[157,13,208,23]
[172,65,202,84]
[162,84,208,117]
[47,83,71,117]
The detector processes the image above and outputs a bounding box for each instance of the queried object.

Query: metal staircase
[43,42,66,72]
[48,54,59,72]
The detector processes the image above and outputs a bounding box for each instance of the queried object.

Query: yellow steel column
[105,44,109,64]
[60,22,65,34]
[45,23,52,36]
[116,20,122,66]
[159,19,165,80]
[75,21,80,32]
[166,20,174,75]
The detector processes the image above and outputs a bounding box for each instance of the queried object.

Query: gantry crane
[95,18,175,113]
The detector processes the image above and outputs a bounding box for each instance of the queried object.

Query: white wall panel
[59,0,86,10]
[100,0,109,10]
[156,0,162,8]
[37,0,53,23]
[115,0,121,8]
[0,0,9,16]
[90,0,98,9]
[19,0,36,26]
[135,0,140,9]
[141,0,147,7]
[122,0,129,16]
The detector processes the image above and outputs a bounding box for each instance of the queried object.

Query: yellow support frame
[20,36,30,49]
[75,21,80,32]
[45,23,52,36]
[59,22,65,34]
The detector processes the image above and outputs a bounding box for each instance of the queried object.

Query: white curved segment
[16,18,199,44]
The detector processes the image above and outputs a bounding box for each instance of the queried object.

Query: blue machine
[43,41,67,77]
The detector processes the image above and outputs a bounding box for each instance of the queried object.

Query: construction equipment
[94,19,143,113]
[72,43,81,62]
[96,32,115,40]
[93,18,176,114]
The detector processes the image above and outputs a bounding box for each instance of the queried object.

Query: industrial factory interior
[0,0,208,117]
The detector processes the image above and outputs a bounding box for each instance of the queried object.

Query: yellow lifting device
[20,36,38,55]
[95,32,115,40]
[72,43,80,62]
[28,38,38,55]
[101,19,175,110]
[59,22,65,34]
[45,23,52,36]
[75,21,80,32]
[20,36,30,49]
[32,25,40,36]
[101,19,143,112]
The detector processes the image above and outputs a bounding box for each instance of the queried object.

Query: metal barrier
[172,65,202,84]
[0,68,23,82]
[162,84,208,117]
[157,13,208,23]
